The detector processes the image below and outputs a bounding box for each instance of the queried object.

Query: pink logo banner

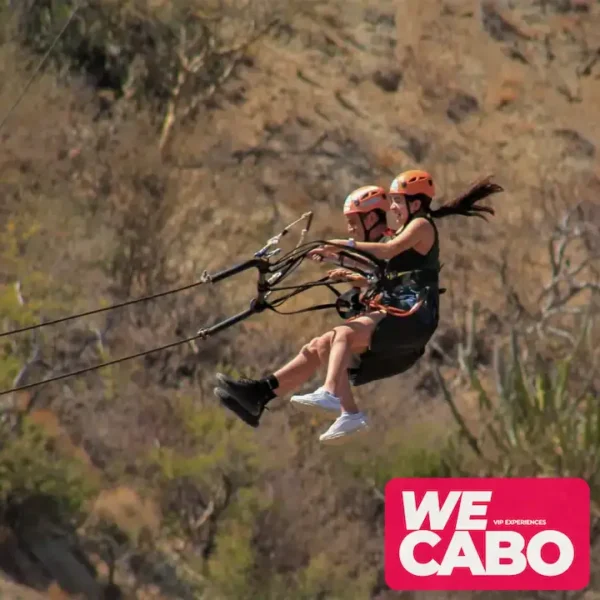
[385,478,590,591]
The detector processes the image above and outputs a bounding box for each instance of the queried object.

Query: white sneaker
[290,387,341,416]
[319,412,370,445]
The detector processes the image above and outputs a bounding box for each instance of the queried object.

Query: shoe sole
[215,373,230,386]
[290,399,340,419]
[319,426,370,446]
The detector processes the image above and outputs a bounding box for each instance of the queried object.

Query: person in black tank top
[214,173,504,444]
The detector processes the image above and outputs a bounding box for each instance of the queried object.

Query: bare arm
[325,218,435,260]
[327,268,370,287]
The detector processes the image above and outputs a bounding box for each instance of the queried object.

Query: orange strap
[344,294,426,321]
[366,296,425,318]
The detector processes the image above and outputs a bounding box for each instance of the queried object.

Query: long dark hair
[409,175,504,220]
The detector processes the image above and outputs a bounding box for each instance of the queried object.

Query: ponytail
[429,175,504,221]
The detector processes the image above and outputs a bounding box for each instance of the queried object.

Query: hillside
[0,0,599,598]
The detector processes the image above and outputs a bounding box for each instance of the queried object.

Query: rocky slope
[0,0,598,597]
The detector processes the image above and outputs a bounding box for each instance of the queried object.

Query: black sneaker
[214,387,262,428]
[215,373,269,417]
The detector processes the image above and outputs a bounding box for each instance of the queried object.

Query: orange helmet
[343,185,390,215]
[389,170,435,199]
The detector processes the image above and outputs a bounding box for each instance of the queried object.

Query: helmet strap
[359,213,385,241]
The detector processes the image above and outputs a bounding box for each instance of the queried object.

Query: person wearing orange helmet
[342,184,392,239]
[323,185,394,284]
[214,184,395,428]
[216,171,503,443]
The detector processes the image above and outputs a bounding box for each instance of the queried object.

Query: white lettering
[527,531,574,577]
[402,490,492,531]
[399,531,441,576]
[399,531,575,576]
[402,491,462,531]
[398,489,574,578]
[438,531,485,575]
[485,531,527,575]
[456,491,491,530]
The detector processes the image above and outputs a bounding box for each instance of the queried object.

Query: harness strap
[365,296,426,317]
[383,268,440,287]
[264,276,362,318]
[265,265,445,319]
[266,302,339,315]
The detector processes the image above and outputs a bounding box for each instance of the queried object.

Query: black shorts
[348,345,425,386]
[347,286,439,387]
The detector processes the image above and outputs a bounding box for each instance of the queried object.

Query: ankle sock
[257,374,279,405]
[265,374,279,392]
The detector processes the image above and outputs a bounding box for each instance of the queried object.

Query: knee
[301,337,325,361]
[331,325,355,343]
[314,333,333,359]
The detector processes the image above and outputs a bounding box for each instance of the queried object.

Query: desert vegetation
[0,0,599,598]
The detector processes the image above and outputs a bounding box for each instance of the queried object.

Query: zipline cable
[0,277,212,338]
[0,1,81,135]
[0,238,372,339]
[0,272,358,397]
[0,14,371,398]
[0,329,209,397]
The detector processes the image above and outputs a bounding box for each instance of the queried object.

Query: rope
[0,213,317,395]
[0,329,207,397]
[0,278,210,338]
[0,274,355,396]
[0,1,81,135]
[0,51,316,395]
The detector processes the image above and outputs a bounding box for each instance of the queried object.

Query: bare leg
[216,333,332,417]
[317,330,360,413]
[322,312,385,412]
[314,332,332,369]
[336,370,359,414]
[217,315,381,420]
[272,335,329,397]
[315,329,359,411]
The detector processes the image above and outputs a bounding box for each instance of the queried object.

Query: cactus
[438,306,600,504]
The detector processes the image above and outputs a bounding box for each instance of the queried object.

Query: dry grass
[0,578,50,599]
[0,0,599,596]
[87,486,161,546]
[27,410,97,472]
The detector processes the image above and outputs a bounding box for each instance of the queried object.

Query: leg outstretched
[215,332,332,417]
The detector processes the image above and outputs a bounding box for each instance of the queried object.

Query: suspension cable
[0,277,211,338]
[0,34,321,397]
[0,262,353,397]
[0,329,206,397]
[0,1,81,135]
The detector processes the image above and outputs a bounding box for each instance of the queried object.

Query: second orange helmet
[389,170,435,199]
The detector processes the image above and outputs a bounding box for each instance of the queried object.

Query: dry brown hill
[0,0,599,598]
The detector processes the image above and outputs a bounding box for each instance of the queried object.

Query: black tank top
[384,214,441,289]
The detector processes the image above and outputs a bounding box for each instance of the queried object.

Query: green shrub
[149,397,271,596]
[0,418,98,520]
[151,397,263,489]
[9,0,282,108]
[335,423,453,492]
[286,551,375,600]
